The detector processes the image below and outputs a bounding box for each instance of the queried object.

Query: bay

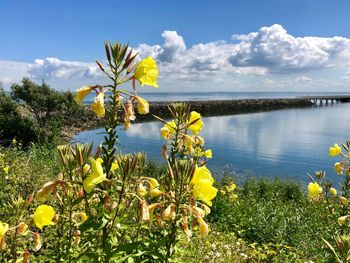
[73,103,350,184]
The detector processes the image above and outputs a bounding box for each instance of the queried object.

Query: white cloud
[1,24,350,91]
[228,24,350,73]
[29,57,102,80]
[0,60,31,87]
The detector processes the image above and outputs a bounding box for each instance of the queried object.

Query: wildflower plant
[153,103,218,259]
[308,140,350,261]
[0,42,218,262]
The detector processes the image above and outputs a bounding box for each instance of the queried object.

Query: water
[73,103,350,184]
[84,91,350,103]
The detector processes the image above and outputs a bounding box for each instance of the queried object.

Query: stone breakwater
[137,98,314,120]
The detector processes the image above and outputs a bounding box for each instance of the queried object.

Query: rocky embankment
[137,98,313,120]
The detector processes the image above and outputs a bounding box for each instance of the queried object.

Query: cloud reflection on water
[74,104,350,183]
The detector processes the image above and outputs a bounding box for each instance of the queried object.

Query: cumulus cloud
[228,24,350,72]
[28,57,102,80]
[0,60,31,86]
[1,24,350,91]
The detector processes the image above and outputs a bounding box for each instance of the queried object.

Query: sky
[1,0,350,92]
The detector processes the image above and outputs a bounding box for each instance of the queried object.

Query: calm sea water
[73,102,350,184]
[84,91,350,103]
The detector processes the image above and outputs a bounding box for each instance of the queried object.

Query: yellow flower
[135,96,149,115]
[160,120,176,139]
[196,217,209,235]
[334,162,344,175]
[134,57,159,88]
[307,182,322,198]
[226,183,236,192]
[191,165,214,185]
[3,166,9,174]
[149,178,159,189]
[338,215,350,226]
[74,86,93,104]
[150,188,162,199]
[79,212,88,224]
[193,183,218,207]
[204,149,213,158]
[330,187,337,196]
[0,221,9,243]
[33,205,55,230]
[111,160,119,171]
[91,92,105,117]
[83,164,90,173]
[187,111,204,135]
[137,183,148,197]
[191,165,218,206]
[329,143,342,156]
[83,158,106,193]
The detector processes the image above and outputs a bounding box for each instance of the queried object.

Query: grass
[0,145,344,262]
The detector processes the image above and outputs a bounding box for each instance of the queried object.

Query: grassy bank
[0,144,341,262]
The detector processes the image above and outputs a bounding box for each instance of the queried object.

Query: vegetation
[1,41,350,262]
[0,79,95,146]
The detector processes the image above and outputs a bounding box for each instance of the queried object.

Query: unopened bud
[140,200,150,221]
[83,164,90,173]
[17,222,28,235]
[73,230,81,246]
[161,145,168,159]
[33,233,42,251]
[23,251,31,263]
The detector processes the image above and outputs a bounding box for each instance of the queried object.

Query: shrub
[0,87,38,146]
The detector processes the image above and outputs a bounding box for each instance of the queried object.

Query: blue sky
[1,0,350,92]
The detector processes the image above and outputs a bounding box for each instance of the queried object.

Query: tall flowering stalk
[153,103,218,260]
[308,140,350,260]
[74,42,158,181]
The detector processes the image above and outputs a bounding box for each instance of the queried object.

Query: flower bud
[83,164,90,173]
[73,230,81,247]
[33,233,42,251]
[330,187,337,196]
[23,251,31,263]
[338,215,350,226]
[17,222,28,235]
[340,196,349,205]
[140,200,150,221]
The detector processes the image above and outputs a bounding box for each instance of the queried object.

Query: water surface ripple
[73,103,350,184]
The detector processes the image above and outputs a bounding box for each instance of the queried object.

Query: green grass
[0,145,344,262]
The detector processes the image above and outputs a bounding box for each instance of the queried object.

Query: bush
[0,88,38,146]
[0,78,94,146]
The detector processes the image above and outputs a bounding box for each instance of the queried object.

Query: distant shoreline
[138,98,314,120]
[67,98,313,140]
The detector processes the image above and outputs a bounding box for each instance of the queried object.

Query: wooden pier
[297,95,350,104]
